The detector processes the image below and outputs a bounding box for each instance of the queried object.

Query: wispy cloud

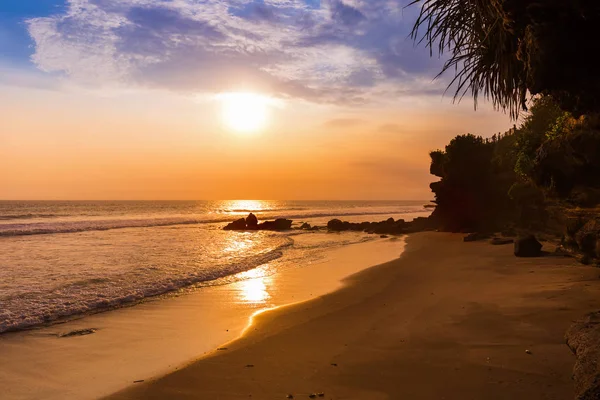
[26,0,444,104]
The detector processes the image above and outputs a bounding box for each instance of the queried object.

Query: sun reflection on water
[224,200,271,215]
[235,267,271,304]
[239,278,270,303]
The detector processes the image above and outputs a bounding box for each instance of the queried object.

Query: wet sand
[0,236,405,400]
[108,233,600,400]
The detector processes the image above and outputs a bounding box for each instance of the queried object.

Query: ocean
[0,200,430,333]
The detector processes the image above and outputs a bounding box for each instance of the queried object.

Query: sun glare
[218,92,272,134]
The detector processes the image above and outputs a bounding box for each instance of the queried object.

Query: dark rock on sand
[463,232,492,242]
[224,218,247,231]
[490,237,514,245]
[514,235,542,257]
[246,213,258,229]
[566,312,600,400]
[59,328,97,338]
[300,222,311,230]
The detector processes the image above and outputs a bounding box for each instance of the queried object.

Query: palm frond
[409,0,528,119]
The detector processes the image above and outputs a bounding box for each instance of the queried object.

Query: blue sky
[0,0,66,65]
[0,0,448,105]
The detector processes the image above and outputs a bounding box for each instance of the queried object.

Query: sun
[219,92,270,134]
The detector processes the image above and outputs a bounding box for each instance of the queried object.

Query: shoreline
[108,232,600,400]
[0,236,405,400]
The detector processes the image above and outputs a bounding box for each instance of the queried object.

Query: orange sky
[0,0,517,200]
[0,79,512,200]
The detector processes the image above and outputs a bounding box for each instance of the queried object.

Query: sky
[0,0,512,200]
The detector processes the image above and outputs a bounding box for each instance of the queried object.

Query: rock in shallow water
[224,218,247,231]
[246,213,258,229]
[223,214,292,231]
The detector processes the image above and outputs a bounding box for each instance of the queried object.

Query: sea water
[0,200,430,333]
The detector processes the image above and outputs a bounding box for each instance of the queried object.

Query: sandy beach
[0,236,406,400]
[107,232,600,400]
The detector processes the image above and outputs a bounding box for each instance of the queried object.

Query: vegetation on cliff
[428,96,600,261]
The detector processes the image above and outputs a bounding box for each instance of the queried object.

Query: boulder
[258,218,292,231]
[327,219,345,231]
[514,235,543,257]
[224,218,247,231]
[300,222,312,230]
[490,237,514,245]
[245,213,258,229]
[576,219,600,256]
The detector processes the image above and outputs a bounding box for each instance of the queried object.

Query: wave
[0,208,429,238]
[0,213,63,221]
[0,238,294,334]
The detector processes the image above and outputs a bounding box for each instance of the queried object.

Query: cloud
[26,0,446,104]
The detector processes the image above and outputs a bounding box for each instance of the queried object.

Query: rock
[576,219,600,256]
[309,394,317,399]
[327,219,345,231]
[317,393,324,397]
[566,312,600,400]
[406,217,433,232]
[490,237,514,245]
[224,218,247,231]
[59,328,97,338]
[224,217,292,231]
[300,222,311,230]
[246,213,258,229]
[258,218,292,231]
[525,349,532,355]
[514,235,543,257]
[286,395,294,399]
[464,232,492,242]
[380,235,389,238]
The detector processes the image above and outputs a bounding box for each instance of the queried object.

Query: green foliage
[428,95,600,232]
[514,96,564,178]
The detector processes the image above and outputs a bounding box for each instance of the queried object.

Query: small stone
[309,395,317,399]
[317,393,325,397]
[217,347,228,351]
[133,380,144,383]
[525,349,532,355]
[245,364,255,367]
[330,363,338,367]
[286,395,294,399]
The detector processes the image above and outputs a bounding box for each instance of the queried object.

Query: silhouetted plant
[410,0,600,117]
